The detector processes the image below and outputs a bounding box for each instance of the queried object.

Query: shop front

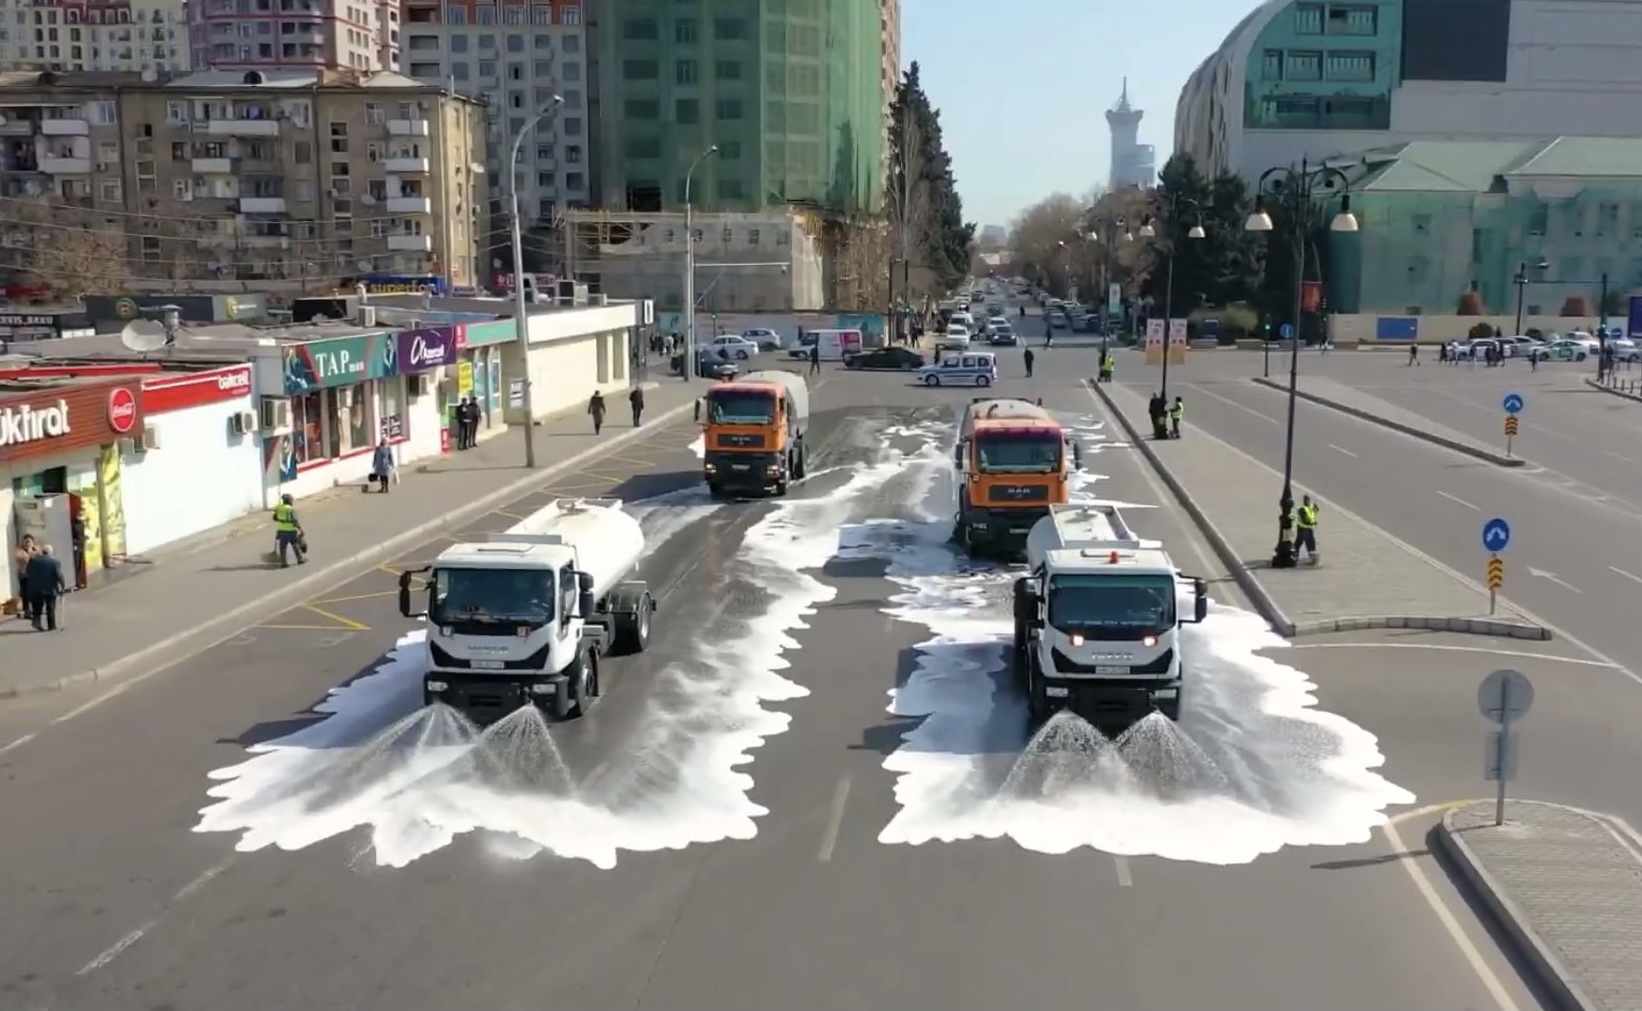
[391,324,464,457]
[448,319,509,444]
[2,377,146,604]
[260,330,441,501]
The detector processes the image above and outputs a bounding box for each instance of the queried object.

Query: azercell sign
[0,398,70,447]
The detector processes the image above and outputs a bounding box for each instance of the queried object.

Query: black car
[843,346,926,371]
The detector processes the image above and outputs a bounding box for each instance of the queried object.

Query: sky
[902,0,1259,233]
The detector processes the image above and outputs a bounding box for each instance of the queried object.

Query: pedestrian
[463,397,481,447]
[1169,395,1185,439]
[808,343,820,375]
[1148,392,1168,441]
[1023,346,1035,377]
[368,437,394,493]
[1407,344,1420,366]
[1295,494,1320,564]
[1099,352,1115,383]
[453,397,468,448]
[588,390,606,434]
[272,493,306,568]
[13,532,38,624]
[629,385,645,427]
[24,543,66,631]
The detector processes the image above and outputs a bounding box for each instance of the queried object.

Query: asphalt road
[0,315,1548,1011]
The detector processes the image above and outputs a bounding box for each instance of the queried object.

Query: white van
[809,328,864,362]
[916,351,998,387]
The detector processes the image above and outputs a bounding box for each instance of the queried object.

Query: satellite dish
[311,312,333,324]
[120,319,168,353]
[355,260,373,272]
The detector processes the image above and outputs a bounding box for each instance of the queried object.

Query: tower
[1105,79,1154,188]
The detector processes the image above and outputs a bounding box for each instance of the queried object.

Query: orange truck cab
[953,398,1080,557]
[701,370,811,498]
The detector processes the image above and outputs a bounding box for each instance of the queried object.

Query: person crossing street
[1023,346,1035,377]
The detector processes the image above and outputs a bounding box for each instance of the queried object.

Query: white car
[915,352,997,388]
[707,335,759,359]
[739,328,783,351]
[937,325,972,351]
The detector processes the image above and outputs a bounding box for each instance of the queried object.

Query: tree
[1007,192,1085,295]
[886,63,975,298]
[836,220,891,310]
[9,196,134,296]
[1457,290,1487,315]
[1138,154,1263,316]
[1560,294,1591,316]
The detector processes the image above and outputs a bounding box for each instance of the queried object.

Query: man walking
[1023,346,1035,377]
[629,385,645,427]
[808,343,820,376]
[1169,396,1185,439]
[588,390,607,434]
[1295,494,1321,563]
[24,543,66,631]
[272,493,306,567]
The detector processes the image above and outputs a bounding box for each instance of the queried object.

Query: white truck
[1011,503,1208,731]
[397,497,656,724]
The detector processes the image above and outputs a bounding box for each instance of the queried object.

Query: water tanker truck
[397,497,654,724]
[953,397,1081,558]
[1011,503,1208,732]
[701,369,811,497]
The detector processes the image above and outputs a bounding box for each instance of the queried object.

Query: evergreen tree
[887,62,975,296]
[1139,153,1263,314]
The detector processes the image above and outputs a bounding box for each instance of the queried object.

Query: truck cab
[954,398,1080,558]
[1013,504,1208,732]
[702,371,810,497]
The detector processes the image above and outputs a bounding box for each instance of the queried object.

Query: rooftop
[0,68,466,96]
[0,318,387,363]
[1341,137,1642,192]
[0,374,126,395]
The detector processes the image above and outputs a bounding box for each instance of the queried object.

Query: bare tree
[10,196,134,296]
[836,218,892,311]
[886,101,933,308]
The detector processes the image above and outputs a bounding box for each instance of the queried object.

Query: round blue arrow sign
[1483,517,1511,553]
[1279,323,1294,339]
[1503,392,1525,414]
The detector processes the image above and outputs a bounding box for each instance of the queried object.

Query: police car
[915,351,998,387]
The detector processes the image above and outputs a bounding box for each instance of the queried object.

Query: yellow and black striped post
[1487,554,1505,613]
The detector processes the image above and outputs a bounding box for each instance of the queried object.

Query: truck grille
[430,639,553,671]
[1051,647,1173,675]
[989,483,1050,503]
[716,432,766,448]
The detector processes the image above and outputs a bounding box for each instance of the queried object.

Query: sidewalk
[0,376,702,698]
[1092,379,1547,639]
[1438,800,1642,1011]
[1251,374,1521,467]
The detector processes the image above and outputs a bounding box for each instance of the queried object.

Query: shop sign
[462,320,517,347]
[395,325,463,373]
[140,364,253,415]
[108,387,138,434]
[282,332,395,394]
[0,398,71,448]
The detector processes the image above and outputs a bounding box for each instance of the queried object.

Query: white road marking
[1328,443,1358,458]
[75,856,236,976]
[1610,565,1642,586]
[1604,449,1636,463]
[1526,567,1581,594]
[1112,856,1133,886]
[1382,804,1521,1011]
[0,733,37,756]
[1184,383,1280,425]
[1436,490,1480,511]
[51,680,132,724]
[76,927,149,976]
[816,774,852,862]
[1285,641,1614,667]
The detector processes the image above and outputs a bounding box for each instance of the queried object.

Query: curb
[1291,614,1550,640]
[2,400,696,700]
[1435,802,1600,1011]
[1086,378,1297,637]
[1250,376,1525,467]
[1584,377,1642,403]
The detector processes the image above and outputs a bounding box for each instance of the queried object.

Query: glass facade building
[593,0,883,215]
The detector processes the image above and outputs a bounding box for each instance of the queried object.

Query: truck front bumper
[1037,676,1181,729]
[705,451,783,493]
[424,671,568,724]
[963,506,1050,554]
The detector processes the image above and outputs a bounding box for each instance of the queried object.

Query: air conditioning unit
[117,437,136,456]
[408,372,432,396]
[359,305,377,327]
[259,396,290,431]
[139,426,161,451]
[230,410,256,434]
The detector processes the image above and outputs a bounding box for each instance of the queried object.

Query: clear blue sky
[902,0,1256,231]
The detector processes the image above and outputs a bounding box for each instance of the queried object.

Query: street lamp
[1245,157,1358,568]
[1512,259,1550,339]
[508,93,563,468]
[681,144,719,380]
[1136,198,1205,406]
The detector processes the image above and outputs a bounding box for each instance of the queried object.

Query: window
[676,59,697,84]
[346,382,375,453]
[506,33,523,51]
[625,98,659,119]
[562,60,579,80]
[720,139,741,160]
[1285,51,1321,80]
[713,16,745,39]
[165,100,187,124]
[622,16,655,39]
[1325,50,1375,81]
[533,33,551,48]
[715,98,743,119]
[718,176,743,199]
[1262,49,1283,79]
[1411,214,1431,234]
[623,58,657,79]
[674,17,695,42]
[379,375,406,442]
[1407,255,1429,284]
[563,117,581,134]
[561,32,578,52]
[1326,4,1377,35]
[100,180,121,201]
[565,171,583,189]
[1293,2,1323,33]
[676,98,699,123]
[624,136,659,158]
[1528,205,1548,236]
[292,392,325,465]
[560,4,579,25]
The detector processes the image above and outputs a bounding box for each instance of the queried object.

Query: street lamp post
[681,144,720,380]
[1137,198,1205,406]
[1084,216,1131,360]
[1245,158,1358,568]
[509,93,563,468]
[1511,259,1549,339]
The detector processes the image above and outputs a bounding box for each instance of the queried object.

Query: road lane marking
[1382,803,1521,1011]
[1604,449,1636,463]
[1329,443,1358,458]
[817,774,852,862]
[76,856,235,976]
[1285,641,1614,667]
[76,927,148,975]
[1112,856,1133,886]
[0,732,36,755]
[1185,382,1280,425]
[299,603,370,631]
[51,681,131,724]
[1610,565,1642,586]
[312,590,398,604]
[1436,490,1480,511]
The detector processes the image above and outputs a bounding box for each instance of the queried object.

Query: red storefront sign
[0,378,145,464]
[139,364,254,415]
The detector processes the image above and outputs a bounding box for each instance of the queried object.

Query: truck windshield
[1047,573,1175,636]
[976,432,1063,473]
[707,389,776,424]
[430,567,555,629]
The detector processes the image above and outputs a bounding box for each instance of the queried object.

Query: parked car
[706,335,759,359]
[672,350,740,379]
[739,327,784,352]
[843,346,927,371]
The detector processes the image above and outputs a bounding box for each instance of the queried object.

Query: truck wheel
[563,649,600,718]
[1026,673,1051,726]
[793,440,807,480]
[707,481,725,500]
[610,585,652,654]
[774,477,789,496]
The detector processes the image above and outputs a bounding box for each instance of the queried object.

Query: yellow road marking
[313,589,399,604]
[575,470,631,483]
[257,623,360,632]
[539,482,611,495]
[299,603,371,631]
[607,452,669,468]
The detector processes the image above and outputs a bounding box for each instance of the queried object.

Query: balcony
[387,118,429,137]
[385,195,431,213]
[192,157,234,174]
[243,235,290,248]
[238,196,286,213]
[39,157,92,174]
[40,119,89,136]
[382,156,429,173]
[0,120,34,136]
[386,233,432,251]
[206,118,280,137]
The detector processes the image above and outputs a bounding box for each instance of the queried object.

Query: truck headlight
[1045,686,1070,698]
[1142,635,1157,647]
[528,683,556,695]
[704,463,716,473]
[425,680,448,692]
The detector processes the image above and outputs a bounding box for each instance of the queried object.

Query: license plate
[1011,527,1030,534]
[1094,665,1130,674]
[472,660,504,670]
[731,463,750,471]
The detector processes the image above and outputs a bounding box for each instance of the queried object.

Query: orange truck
[952,397,1081,557]
[701,369,811,498]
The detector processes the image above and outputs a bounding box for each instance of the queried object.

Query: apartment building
[879,0,897,158]
[188,0,400,71]
[0,0,187,73]
[399,0,588,246]
[0,68,486,289]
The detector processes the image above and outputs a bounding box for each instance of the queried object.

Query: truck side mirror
[1193,578,1209,623]
[1012,577,1038,625]
[953,440,965,469]
[397,568,427,619]
[576,570,596,619]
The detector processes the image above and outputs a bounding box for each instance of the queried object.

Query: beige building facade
[0,67,485,292]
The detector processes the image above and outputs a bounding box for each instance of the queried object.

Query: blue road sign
[1279,323,1294,339]
[1483,517,1511,553]
[1502,392,1524,414]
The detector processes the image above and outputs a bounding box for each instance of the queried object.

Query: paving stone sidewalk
[1439,800,1642,1011]
[1096,380,1544,639]
[1251,374,1519,465]
[0,376,703,697]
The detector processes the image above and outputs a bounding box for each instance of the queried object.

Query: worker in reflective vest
[1295,495,1320,563]
[272,493,306,568]
[1168,396,1184,438]
[1099,354,1115,383]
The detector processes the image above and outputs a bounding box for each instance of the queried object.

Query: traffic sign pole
[1495,677,1514,825]
[1501,393,1524,458]
[1478,668,1534,826]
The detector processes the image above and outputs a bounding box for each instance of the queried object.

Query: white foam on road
[847,441,1414,866]
[196,423,946,869]
[689,434,705,458]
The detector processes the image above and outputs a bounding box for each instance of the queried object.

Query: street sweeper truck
[701,369,811,497]
[1012,502,1208,731]
[397,497,654,724]
[953,397,1080,558]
